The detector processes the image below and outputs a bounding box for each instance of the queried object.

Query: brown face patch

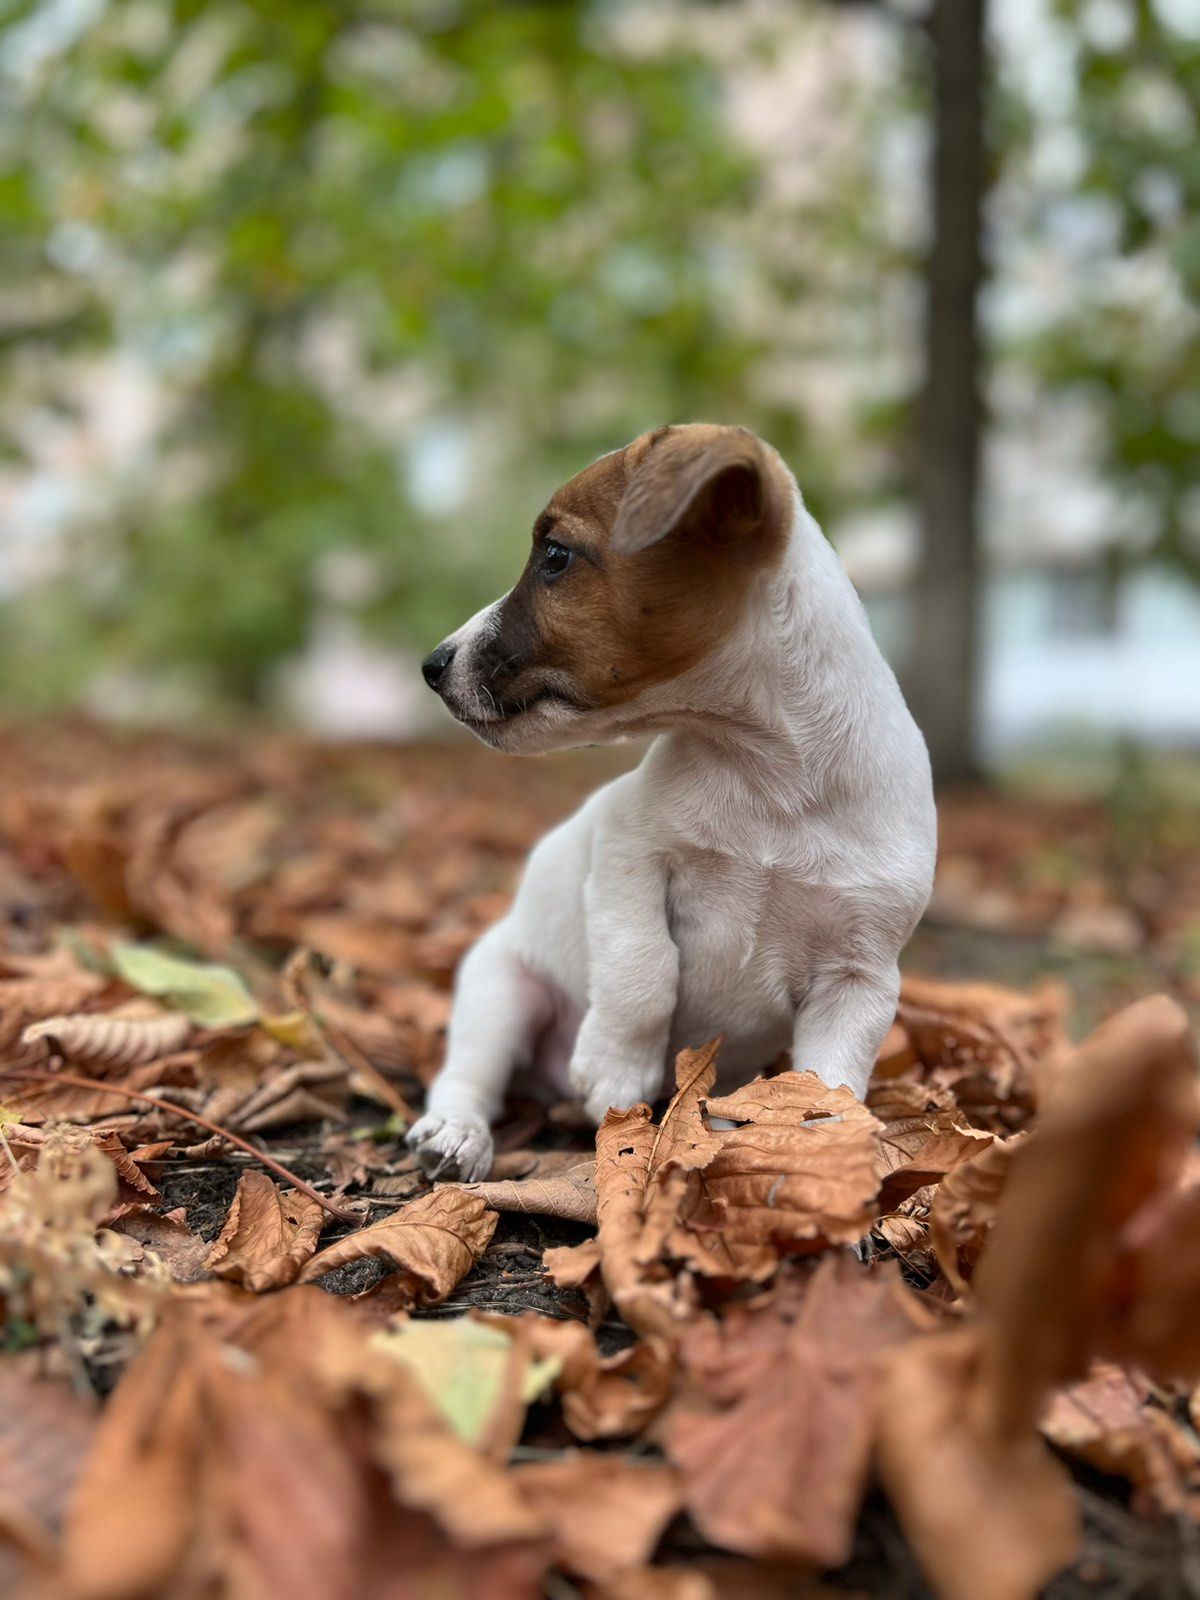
[474,425,791,715]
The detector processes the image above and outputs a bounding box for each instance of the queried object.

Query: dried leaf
[21,1009,191,1070]
[876,1327,1079,1600]
[0,1361,97,1565]
[206,1170,325,1291]
[589,1046,882,1337]
[298,1186,496,1306]
[463,1156,597,1225]
[975,994,1199,1429]
[873,1105,992,1212]
[1042,1363,1200,1518]
[664,1257,931,1567]
[514,1454,682,1584]
[106,1205,210,1283]
[515,1313,675,1441]
[877,996,1199,1600]
[61,1290,548,1600]
[91,1131,165,1198]
[698,1072,883,1269]
[929,1137,1022,1295]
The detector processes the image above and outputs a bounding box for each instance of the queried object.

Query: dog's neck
[637,498,914,820]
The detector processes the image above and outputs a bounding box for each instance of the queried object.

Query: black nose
[421,642,456,690]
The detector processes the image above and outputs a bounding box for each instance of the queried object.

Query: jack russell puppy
[409,424,936,1181]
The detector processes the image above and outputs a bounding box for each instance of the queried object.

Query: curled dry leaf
[514,1454,682,1585]
[462,1154,597,1226]
[298,1186,497,1307]
[897,973,1068,1126]
[929,1136,1022,1296]
[876,1327,1079,1600]
[514,1312,675,1441]
[106,1204,211,1284]
[975,994,1199,1427]
[21,1009,191,1071]
[206,1170,325,1292]
[91,1131,167,1199]
[663,1256,933,1568]
[877,995,1199,1600]
[700,1073,882,1265]
[872,1099,993,1213]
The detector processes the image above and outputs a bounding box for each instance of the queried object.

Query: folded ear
[611,427,772,556]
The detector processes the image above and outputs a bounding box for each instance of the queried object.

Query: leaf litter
[0,724,1198,1599]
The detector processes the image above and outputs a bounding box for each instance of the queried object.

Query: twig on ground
[0,1066,362,1223]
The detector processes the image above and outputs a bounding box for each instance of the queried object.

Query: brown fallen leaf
[875,1327,1079,1600]
[462,1154,597,1225]
[61,1289,548,1600]
[517,1313,675,1440]
[1042,1363,1200,1518]
[928,1136,1022,1296]
[579,1044,883,1337]
[1099,1179,1200,1384]
[0,1360,97,1587]
[106,1205,211,1283]
[872,1099,992,1213]
[91,1131,167,1199]
[298,1186,497,1307]
[688,1072,883,1275]
[514,1454,682,1584]
[663,1256,933,1567]
[543,1236,608,1322]
[21,1009,191,1071]
[877,995,1199,1600]
[975,994,1199,1430]
[206,1170,325,1291]
[897,973,1069,1130]
[584,1041,724,1336]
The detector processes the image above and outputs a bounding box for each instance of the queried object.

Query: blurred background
[0,0,1198,786]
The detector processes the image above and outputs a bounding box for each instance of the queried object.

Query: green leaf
[372,1318,560,1446]
[111,943,259,1029]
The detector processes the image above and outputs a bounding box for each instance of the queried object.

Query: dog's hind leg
[406,922,551,1182]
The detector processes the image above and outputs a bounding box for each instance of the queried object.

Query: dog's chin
[447,692,590,756]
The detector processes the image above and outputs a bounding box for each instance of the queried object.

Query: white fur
[408,469,936,1181]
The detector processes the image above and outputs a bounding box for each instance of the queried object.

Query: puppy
[408,424,936,1181]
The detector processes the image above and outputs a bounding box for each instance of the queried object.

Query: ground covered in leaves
[1,721,1200,1600]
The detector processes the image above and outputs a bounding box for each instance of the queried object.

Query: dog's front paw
[406,1112,494,1182]
[570,1045,665,1127]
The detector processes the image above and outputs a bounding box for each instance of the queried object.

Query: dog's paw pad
[406,1113,494,1183]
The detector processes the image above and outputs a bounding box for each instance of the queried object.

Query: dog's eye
[541,540,574,580]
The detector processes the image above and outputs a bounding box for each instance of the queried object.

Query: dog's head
[422,423,793,753]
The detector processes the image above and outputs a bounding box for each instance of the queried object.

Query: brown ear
[610,428,770,556]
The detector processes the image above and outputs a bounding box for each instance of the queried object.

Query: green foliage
[1037,0,1200,578]
[1,0,848,710]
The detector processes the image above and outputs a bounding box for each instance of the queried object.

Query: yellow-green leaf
[112,944,259,1029]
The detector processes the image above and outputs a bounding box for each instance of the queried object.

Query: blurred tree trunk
[904,0,987,785]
